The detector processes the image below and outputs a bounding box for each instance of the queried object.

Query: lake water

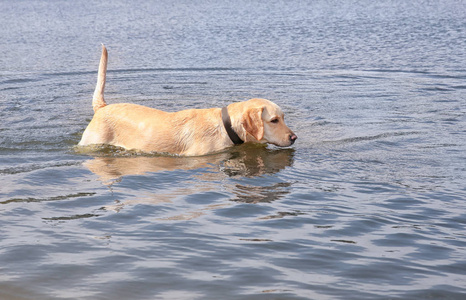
[1,0,465,299]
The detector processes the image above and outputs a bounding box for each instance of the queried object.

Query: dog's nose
[289,134,297,145]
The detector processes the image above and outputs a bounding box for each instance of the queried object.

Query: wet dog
[79,45,297,156]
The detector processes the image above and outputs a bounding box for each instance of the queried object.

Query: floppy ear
[242,107,264,141]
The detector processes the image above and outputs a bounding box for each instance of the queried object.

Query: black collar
[221,106,244,145]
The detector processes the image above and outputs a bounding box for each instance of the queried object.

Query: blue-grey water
[1,1,466,299]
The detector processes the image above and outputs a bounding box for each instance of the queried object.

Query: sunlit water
[1,1,465,299]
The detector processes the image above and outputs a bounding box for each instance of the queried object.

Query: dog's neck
[221,107,244,145]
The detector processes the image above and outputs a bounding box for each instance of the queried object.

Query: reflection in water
[83,144,295,181]
[222,146,295,177]
[83,145,295,216]
[233,182,292,204]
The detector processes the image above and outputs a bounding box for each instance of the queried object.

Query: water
[1,0,466,299]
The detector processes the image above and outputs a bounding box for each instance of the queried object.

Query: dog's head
[238,98,297,147]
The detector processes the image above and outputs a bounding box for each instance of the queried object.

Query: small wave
[1,192,96,205]
[44,70,95,77]
[420,86,454,92]
[366,68,431,75]
[42,213,101,221]
[109,67,244,74]
[323,131,422,145]
[0,160,83,175]
[0,77,40,85]
[331,239,357,244]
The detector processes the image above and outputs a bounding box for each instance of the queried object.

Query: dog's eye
[270,118,279,124]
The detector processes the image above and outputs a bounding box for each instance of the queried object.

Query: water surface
[1,1,465,299]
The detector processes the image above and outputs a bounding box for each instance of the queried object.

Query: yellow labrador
[79,45,297,156]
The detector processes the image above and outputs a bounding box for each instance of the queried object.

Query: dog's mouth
[271,134,297,147]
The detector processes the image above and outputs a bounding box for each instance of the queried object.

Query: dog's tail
[92,44,108,113]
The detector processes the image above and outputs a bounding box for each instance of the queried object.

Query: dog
[79,45,297,156]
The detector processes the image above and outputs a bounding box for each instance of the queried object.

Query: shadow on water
[80,144,295,214]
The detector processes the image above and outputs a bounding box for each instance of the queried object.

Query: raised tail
[92,44,108,113]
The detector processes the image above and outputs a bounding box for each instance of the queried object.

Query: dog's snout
[289,133,297,145]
